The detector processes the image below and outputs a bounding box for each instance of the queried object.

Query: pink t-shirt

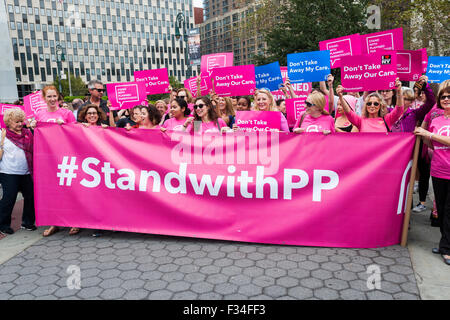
[423,105,443,126]
[186,118,228,134]
[429,115,450,180]
[35,108,76,123]
[294,113,336,133]
[162,118,187,132]
[346,105,403,132]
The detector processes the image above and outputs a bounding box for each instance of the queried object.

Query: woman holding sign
[336,78,404,133]
[161,98,191,132]
[183,97,230,133]
[252,89,290,132]
[292,91,335,135]
[414,85,450,265]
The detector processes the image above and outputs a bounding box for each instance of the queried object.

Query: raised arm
[336,85,362,129]
[285,78,297,99]
[414,75,436,121]
[327,74,335,114]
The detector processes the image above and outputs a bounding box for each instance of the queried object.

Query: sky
[193,0,203,7]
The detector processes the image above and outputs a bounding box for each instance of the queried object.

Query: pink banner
[396,50,423,81]
[341,53,398,91]
[23,91,48,119]
[0,104,25,128]
[184,75,212,97]
[285,98,307,128]
[319,34,362,68]
[272,67,312,101]
[106,82,148,110]
[212,65,256,97]
[201,52,234,76]
[134,68,170,95]
[235,111,281,132]
[361,28,404,54]
[34,123,415,248]
[421,48,428,74]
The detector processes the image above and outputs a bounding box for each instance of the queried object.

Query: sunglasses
[93,88,105,92]
[305,102,315,108]
[440,95,450,100]
[366,102,380,106]
[194,104,206,109]
[178,95,187,98]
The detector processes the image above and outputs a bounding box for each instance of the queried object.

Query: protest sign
[361,28,404,54]
[134,68,170,95]
[184,75,212,97]
[235,111,281,132]
[271,67,312,100]
[35,123,415,248]
[396,50,423,81]
[106,82,148,110]
[201,52,234,76]
[285,98,308,128]
[212,65,256,96]
[426,56,450,83]
[23,91,48,118]
[255,62,284,91]
[319,34,362,68]
[287,51,331,83]
[341,53,397,91]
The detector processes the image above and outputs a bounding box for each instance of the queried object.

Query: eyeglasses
[194,104,206,109]
[440,95,450,100]
[305,102,315,108]
[93,88,105,92]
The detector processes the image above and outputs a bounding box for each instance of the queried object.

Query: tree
[251,0,370,66]
[53,74,88,97]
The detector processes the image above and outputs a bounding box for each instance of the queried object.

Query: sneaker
[0,227,14,235]
[21,225,37,231]
[412,203,427,212]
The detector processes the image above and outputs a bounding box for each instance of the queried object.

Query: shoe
[0,227,14,235]
[21,225,37,231]
[412,203,427,212]
[92,230,103,237]
[432,248,441,254]
[442,255,450,266]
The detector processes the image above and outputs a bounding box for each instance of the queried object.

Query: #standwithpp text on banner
[34,123,415,248]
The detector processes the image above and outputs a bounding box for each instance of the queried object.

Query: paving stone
[400,282,420,295]
[324,279,349,291]
[389,265,414,275]
[178,265,199,274]
[382,272,408,284]
[329,254,351,264]
[9,284,37,296]
[221,266,242,276]
[214,258,234,267]
[191,282,214,294]
[239,245,257,254]
[200,265,222,275]
[100,287,126,299]
[287,253,307,262]
[300,278,323,289]
[235,259,254,268]
[314,287,339,300]
[340,288,367,300]
[322,262,343,272]
[100,278,124,289]
[31,284,59,297]
[229,274,252,286]
[264,285,287,298]
[119,270,142,281]
[298,260,320,271]
[161,272,185,282]
[287,268,310,279]
[373,256,396,266]
[199,292,223,300]
[10,294,36,300]
[309,254,329,263]
[144,279,169,291]
[237,284,263,297]
[247,252,266,261]
[393,292,419,300]
[76,287,103,299]
[252,275,275,287]
[184,272,206,283]
[288,287,313,299]
[208,251,226,259]
[366,290,394,300]
[277,260,298,270]
[276,276,299,288]
[311,269,333,280]
[173,291,199,300]
[333,270,358,282]
[82,276,102,288]
[206,274,229,285]
[122,279,146,291]
[125,289,151,300]
[256,259,277,268]
[0,273,19,283]
[214,283,238,295]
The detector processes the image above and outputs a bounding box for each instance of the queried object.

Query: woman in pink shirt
[161,98,191,132]
[133,105,162,130]
[293,91,335,135]
[336,78,404,132]
[414,85,450,265]
[184,96,229,134]
[252,89,290,132]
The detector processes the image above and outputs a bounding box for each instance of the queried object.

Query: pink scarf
[6,127,34,175]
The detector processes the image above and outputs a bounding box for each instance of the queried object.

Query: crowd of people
[0,74,449,266]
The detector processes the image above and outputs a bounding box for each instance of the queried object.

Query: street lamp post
[56,44,72,96]
[174,12,191,79]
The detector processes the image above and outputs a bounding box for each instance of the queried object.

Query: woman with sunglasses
[292,91,335,135]
[414,84,450,266]
[336,78,403,132]
[161,98,191,132]
[183,97,230,133]
[252,89,290,132]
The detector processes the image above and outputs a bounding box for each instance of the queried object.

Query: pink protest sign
[421,48,428,74]
[134,68,170,95]
[35,123,415,248]
[212,65,256,96]
[396,50,423,81]
[184,75,212,97]
[361,28,404,54]
[201,52,234,76]
[285,98,308,128]
[319,34,362,68]
[0,104,25,128]
[23,91,48,118]
[106,82,148,110]
[235,111,281,132]
[341,53,398,91]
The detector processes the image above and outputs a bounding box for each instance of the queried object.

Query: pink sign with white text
[201,52,234,76]
[341,53,398,91]
[134,68,170,95]
[106,82,148,110]
[23,91,48,118]
[319,34,362,68]
[212,65,256,96]
[396,50,423,81]
[235,111,281,132]
[361,28,404,54]
[285,98,308,128]
[184,75,212,97]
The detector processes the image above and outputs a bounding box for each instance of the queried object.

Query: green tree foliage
[147,76,183,102]
[253,0,370,66]
[53,74,88,97]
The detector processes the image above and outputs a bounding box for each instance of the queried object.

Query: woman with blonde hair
[155,100,170,125]
[336,78,404,132]
[293,91,335,135]
[217,96,236,127]
[252,89,290,132]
